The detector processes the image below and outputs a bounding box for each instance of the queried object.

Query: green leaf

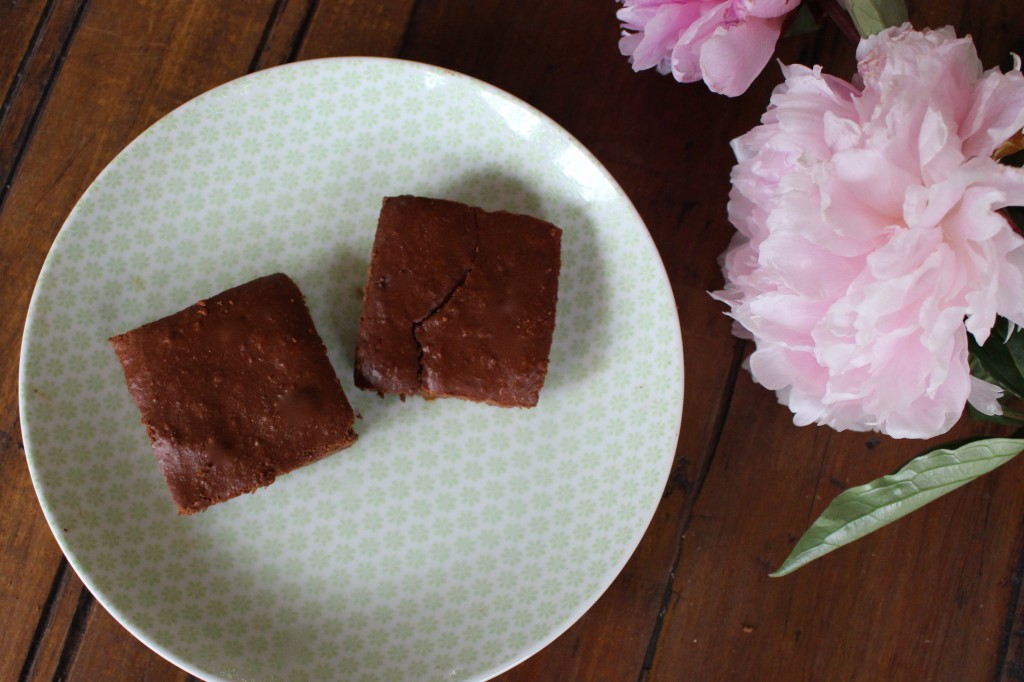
[784,4,821,37]
[771,438,1024,577]
[969,317,1024,399]
[843,0,908,38]
[1006,330,1024,380]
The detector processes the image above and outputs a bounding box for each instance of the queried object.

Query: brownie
[109,273,357,514]
[355,196,562,407]
[354,196,477,395]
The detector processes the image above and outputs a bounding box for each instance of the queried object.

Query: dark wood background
[2,1,1024,680]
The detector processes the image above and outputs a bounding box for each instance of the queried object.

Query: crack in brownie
[355,196,562,407]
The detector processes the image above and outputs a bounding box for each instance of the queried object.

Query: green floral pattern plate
[20,58,683,682]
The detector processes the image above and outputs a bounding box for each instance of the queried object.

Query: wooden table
[2,1,1023,680]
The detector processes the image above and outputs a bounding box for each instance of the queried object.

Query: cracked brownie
[109,273,358,514]
[354,196,562,407]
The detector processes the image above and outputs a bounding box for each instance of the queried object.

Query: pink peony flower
[617,0,799,96]
[713,24,1024,438]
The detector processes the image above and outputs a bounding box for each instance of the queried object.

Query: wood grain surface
[1,1,1023,680]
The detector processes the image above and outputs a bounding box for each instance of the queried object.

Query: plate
[20,58,683,681]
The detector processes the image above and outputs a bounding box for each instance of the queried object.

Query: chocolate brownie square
[355,196,561,407]
[110,273,357,514]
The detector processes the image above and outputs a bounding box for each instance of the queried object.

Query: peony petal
[670,2,730,83]
[960,66,1024,158]
[622,4,702,72]
[740,0,799,19]
[967,376,1005,416]
[698,15,783,96]
[917,106,964,183]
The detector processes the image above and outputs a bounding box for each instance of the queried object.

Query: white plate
[20,58,683,682]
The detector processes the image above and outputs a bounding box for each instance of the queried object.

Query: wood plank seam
[0,0,90,217]
[0,0,56,133]
[50,588,94,682]
[286,0,321,64]
[638,571,676,681]
[993,526,1024,680]
[394,0,427,62]
[15,559,71,682]
[801,431,835,521]
[637,337,748,681]
[0,416,13,461]
[247,0,290,73]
